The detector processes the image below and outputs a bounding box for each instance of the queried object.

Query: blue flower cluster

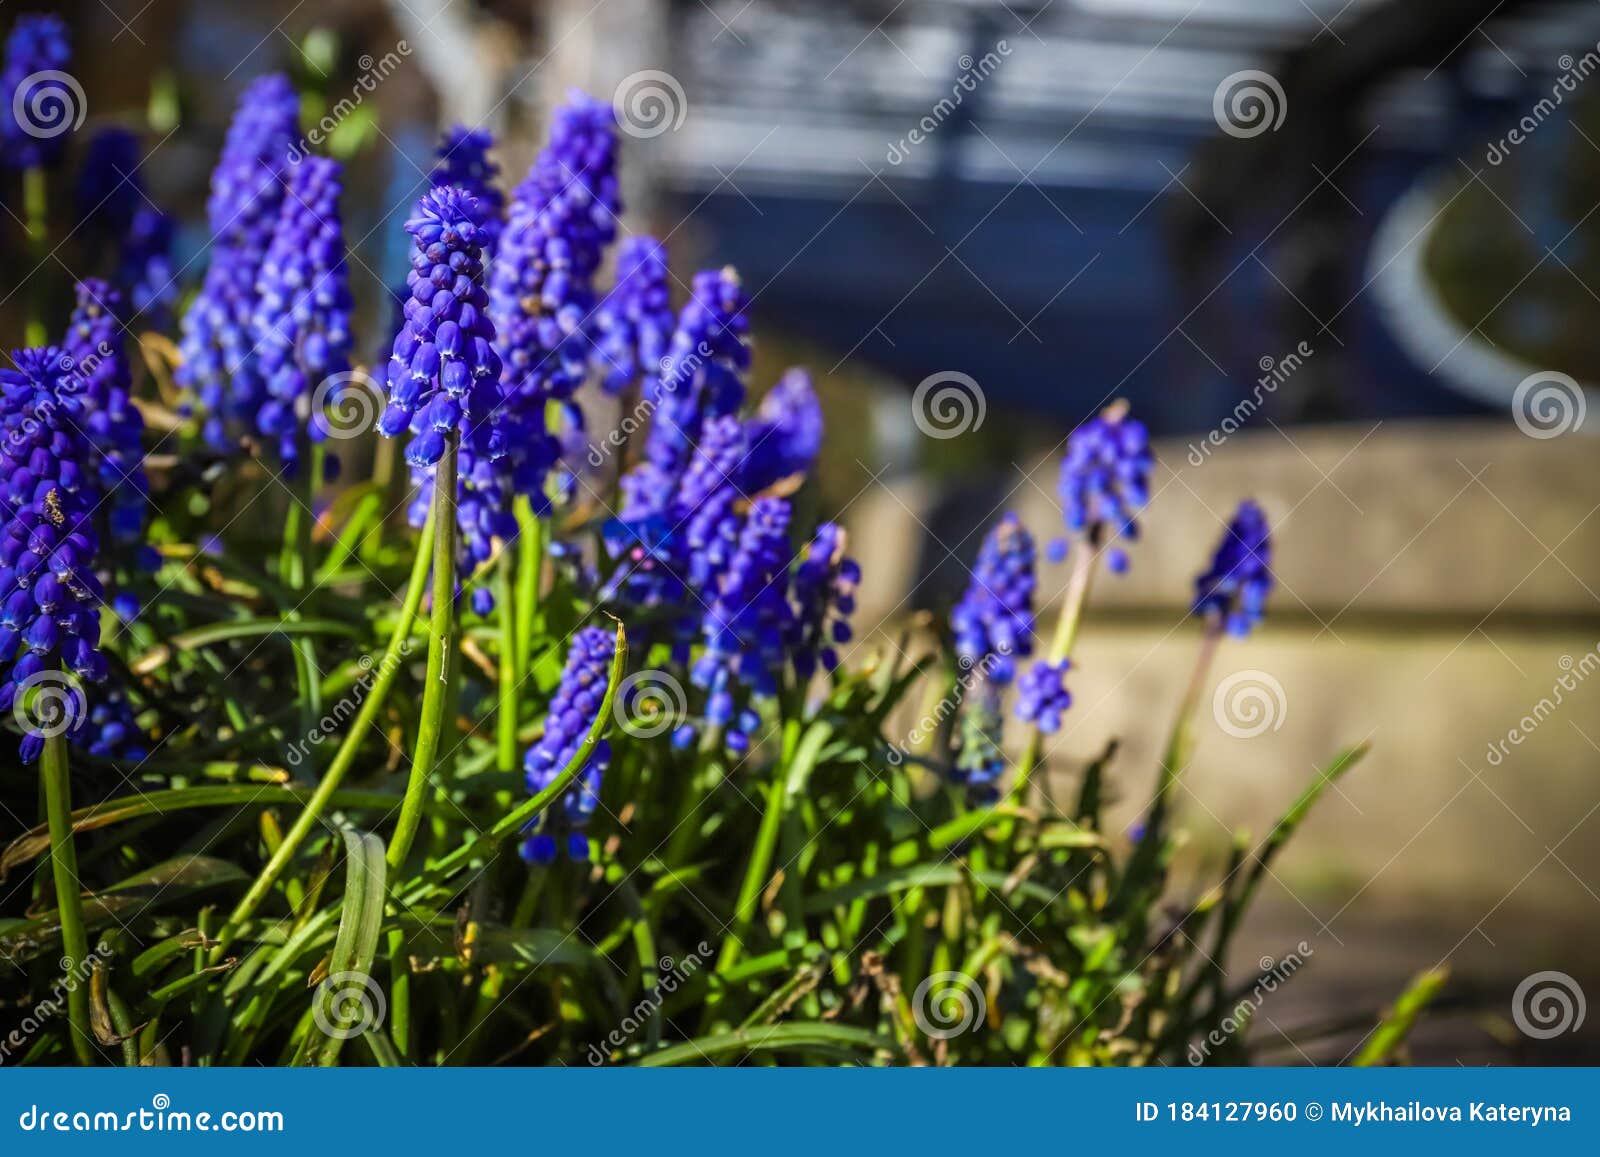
[1193,499,1273,637]
[251,156,352,473]
[642,267,751,482]
[430,126,503,253]
[951,513,1036,684]
[787,522,858,680]
[521,625,615,865]
[1054,401,1154,573]
[677,415,749,589]
[2,14,72,170]
[604,366,828,647]
[690,496,793,752]
[0,348,109,761]
[490,94,620,507]
[741,369,823,493]
[384,186,509,610]
[253,156,353,470]
[178,73,300,449]
[1016,658,1071,735]
[402,127,511,604]
[379,185,503,468]
[76,684,148,761]
[593,235,672,396]
[62,280,151,564]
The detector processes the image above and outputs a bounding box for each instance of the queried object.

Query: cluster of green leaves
[0,433,1426,1067]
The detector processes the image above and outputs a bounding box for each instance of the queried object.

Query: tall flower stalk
[1011,401,1153,801]
[1,348,114,1063]
[380,185,503,869]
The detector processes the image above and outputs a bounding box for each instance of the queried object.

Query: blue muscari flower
[678,415,749,589]
[788,522,858,680]
[691,496,793,752]
[642,267,751,481]
[520,625,615,865]
[380,185,503,467]
[62,280,151,557]
[741,369,823,493]
[0,348,110,762]
[604,367,823,632]
[120,206,178,331]
[1054,400,1154,573]
[252,155,353,470]
[177,73,299,449]
[593,235,672,395]
[1016,658,1071,734]
[76,683,148,760]
[430,126,503,252]
[489,93,620,508]
[384,186,507,608]
[1193,499,1273,637]
[951,512,1035,685]
[2,14,73,169]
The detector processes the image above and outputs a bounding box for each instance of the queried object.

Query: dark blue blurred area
[652,0,1600,436]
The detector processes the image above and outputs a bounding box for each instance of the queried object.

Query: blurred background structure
[7,0,1600,1063]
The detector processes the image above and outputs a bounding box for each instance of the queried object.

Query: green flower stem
[1153,624,1222,814]
[714,717,834,979]
[398,623,624,896]
[388,431,459,872]
[1112,622,1222,919]
[1009,541,1097,804]
[214,501,436,954]
[281,439,322,772]
[496,549,519,774]
[42,732,94,1065]
[23,166,48,347]
[513,501,545,682]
